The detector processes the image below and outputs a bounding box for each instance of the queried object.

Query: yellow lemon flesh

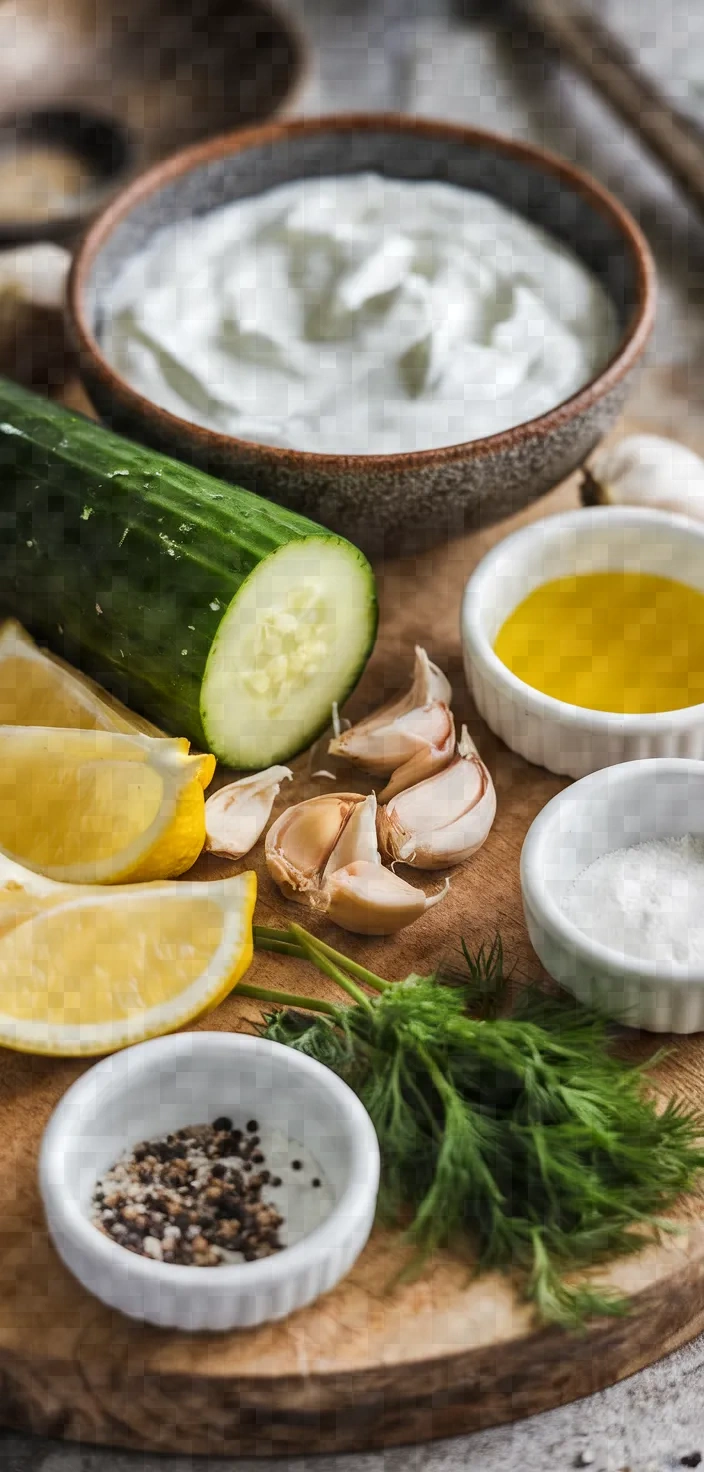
[0,727,215,883]
[0,619,160,734]
[0,859,256,1055]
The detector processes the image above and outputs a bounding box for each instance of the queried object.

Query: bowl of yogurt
[67,113,655,554]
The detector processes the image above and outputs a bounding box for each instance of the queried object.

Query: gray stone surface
[12,0,704,1466]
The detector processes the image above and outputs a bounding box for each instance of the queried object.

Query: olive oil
[494,570,704,713]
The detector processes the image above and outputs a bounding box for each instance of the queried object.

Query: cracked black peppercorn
[92,1119,284,1267]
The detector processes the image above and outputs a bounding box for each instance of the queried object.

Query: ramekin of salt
[521,758,704,1033]
[39,1032,379,1331]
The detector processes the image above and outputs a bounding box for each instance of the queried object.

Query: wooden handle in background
[453,0,704,219]
[517,0,704,216]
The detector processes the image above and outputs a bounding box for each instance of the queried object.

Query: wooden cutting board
[2,375,704,1457]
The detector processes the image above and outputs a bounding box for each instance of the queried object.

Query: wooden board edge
[2,1248,704,1456]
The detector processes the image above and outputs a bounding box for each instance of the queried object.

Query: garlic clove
[378,705,456,802]
[265,787,447,934]
[331,698,453,774]
[323,792,380,878]
[328,645,452,772]
[410,645,452,707]
[325,859,449,935]
[265,793,363,902]
[205,766,292,859]
[583,434,704,522]
[378,726,496,870]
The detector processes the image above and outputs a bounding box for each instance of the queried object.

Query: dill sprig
[238,925,704,1329]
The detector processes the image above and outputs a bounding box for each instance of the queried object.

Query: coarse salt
[561,834,704,968]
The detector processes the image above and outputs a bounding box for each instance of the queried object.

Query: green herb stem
[254,923,389,993]
[252,937,302,958]
[299,932,390,992]
[254,925,298,944]
[236,980,339,1017]
[289,924,375,1012]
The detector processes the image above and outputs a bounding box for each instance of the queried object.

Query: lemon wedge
[0,619,160,734]
[0,727,216,883]
[0,857,256,1055]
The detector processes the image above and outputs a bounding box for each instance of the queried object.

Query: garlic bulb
[378,727,496,870]
[0,244,70,309]
[329,645,455,800]
[583,434,704,521]
[204,766,292,859]
[0,243,72,386]
[265,790,448,934]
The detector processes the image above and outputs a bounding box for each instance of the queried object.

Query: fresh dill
[238,924,704,1329]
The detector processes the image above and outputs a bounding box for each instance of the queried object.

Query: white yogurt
[102,173,618,455]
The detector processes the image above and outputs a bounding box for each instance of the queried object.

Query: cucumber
[0,378,377,768]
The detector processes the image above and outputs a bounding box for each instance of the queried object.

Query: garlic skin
[584,434,704,522]
[329,645,455,798]
[204,766,292,859]
[378,727,496,870]
[265,789,449,933]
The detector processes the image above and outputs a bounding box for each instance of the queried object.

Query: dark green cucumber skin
[0,377,377,757]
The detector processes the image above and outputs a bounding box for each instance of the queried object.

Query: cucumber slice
[202,539,375,768]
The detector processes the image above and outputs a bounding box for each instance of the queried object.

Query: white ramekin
[39,1032,379,1331]
[521,757,704,1032]
[461,506,704,779]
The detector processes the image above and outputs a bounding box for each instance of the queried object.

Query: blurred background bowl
[68,112,656,555]
[0,106,132,246]
[0,0,305,243]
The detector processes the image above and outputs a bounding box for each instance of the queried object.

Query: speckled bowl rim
[68,111,657,471]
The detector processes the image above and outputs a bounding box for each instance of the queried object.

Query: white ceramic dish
[521,757,704,1032]
[39,1031,380,1332]
[461,506,704,779]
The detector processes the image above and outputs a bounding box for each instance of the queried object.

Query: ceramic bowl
[0,0,306,240]
[521,758,704,1033]
[67,113,655,556]
[39,1031,380,1332]
[461,505,704,780]
[0,107,133,246]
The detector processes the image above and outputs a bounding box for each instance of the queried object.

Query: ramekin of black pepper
[39,1033,380,1331]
